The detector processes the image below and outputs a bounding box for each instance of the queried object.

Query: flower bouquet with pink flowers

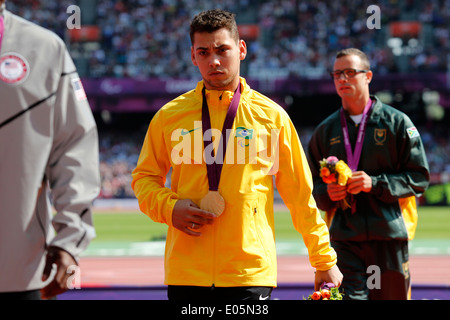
[319,156,352,210]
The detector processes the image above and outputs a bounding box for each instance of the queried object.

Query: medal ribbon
[0,15,4,53]
[340,98,374,172]
[202,83,241,191]
[340,99,373,214]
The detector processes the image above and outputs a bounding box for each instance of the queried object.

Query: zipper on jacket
[211,214,217,286]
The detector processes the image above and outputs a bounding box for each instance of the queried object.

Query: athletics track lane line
[77,255,450,287]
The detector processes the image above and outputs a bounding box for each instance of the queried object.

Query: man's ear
[239,40,247,61]
[366,70,373,84]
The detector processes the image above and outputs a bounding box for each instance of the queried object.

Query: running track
[75,255,450,286]
[63,201,450,299]
[59,254,450,300]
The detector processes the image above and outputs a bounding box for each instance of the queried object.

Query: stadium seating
[5,0,449,199]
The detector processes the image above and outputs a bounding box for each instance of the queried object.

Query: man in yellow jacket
[132,9,342,300]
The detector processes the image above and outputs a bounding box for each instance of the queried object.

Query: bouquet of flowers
[304,282,344,300]
[319,156,352,185]
[319,156,352,210]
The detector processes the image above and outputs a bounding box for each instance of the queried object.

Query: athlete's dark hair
[190,9,239,45]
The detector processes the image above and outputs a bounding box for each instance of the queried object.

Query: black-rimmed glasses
[330,68,369,79]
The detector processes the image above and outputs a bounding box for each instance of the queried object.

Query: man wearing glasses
[307,48,429,299]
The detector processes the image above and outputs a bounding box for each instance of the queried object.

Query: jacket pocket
[251,197,275,265]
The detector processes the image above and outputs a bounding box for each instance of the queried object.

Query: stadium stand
[4,0,450,201]
[8,0,450,78]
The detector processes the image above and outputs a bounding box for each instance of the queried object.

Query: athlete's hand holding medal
[173,84,241,236]
[172,199,216,237]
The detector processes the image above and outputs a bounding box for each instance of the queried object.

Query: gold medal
[199,83,239,218]
[200,190,225,217]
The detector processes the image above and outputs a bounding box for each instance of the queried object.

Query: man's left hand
[40,246,78,299]
[347,171,372,194]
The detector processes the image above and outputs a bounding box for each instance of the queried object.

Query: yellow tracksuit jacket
[132,78,336,287]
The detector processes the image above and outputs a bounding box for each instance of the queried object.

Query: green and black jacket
[307,95,430,241]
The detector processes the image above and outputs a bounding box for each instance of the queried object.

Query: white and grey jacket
[0,7,100,292]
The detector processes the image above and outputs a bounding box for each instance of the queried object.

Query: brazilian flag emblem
[235,127,253,139]
[235,127,253,147]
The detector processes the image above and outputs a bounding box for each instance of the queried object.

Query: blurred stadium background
[6,0,450,299]
[6,0,449,204]
[8,0,449,205]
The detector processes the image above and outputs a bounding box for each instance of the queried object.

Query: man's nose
[337,73,348,82]
[209,55,220,67]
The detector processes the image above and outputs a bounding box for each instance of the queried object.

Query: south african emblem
[374,128,386,145]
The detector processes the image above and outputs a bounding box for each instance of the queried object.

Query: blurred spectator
[420,126,450,176]
[98,130,141,198]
